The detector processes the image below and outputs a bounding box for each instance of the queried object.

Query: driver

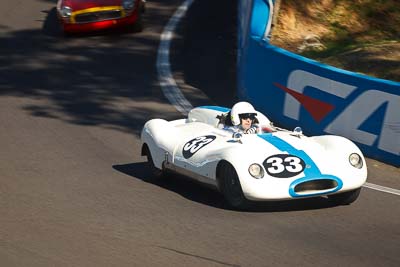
[224,101,259,134]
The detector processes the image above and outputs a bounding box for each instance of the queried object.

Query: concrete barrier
[238,0,400,166]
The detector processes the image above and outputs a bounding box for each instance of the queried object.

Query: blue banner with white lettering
[238,0,400,166]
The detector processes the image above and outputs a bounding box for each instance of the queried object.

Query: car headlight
[122,0,136,10]
[349,153,363,169]
[248,163,264,179]
[59,6,72,18]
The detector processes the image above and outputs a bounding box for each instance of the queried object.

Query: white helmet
[230,101,257,126]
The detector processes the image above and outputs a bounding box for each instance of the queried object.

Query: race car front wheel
[328,188,361,205]
[132,9,144,32]
[219,162,250,210]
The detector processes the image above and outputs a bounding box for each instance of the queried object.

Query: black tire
[219,162,250,210]
[132,10,144,32]
[144,146,163,178]
[328,188,361,205]
[141,1,146,13]
[62,31,74,38]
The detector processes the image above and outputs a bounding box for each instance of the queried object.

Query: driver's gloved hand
[244,126,258,134]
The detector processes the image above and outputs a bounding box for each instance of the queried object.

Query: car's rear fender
[141,118,184,169]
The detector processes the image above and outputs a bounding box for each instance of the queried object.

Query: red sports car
[56,0,145,34]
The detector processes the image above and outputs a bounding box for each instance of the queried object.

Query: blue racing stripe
[199,106,230,113]
[257,133,343,197]
[258,134,321,177]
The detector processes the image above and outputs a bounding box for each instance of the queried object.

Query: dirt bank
[270,0,400,82]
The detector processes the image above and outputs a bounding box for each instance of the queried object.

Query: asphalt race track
[0,0,399,266]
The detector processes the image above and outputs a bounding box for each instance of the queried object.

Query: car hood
[243,132,331,168]
[243,132,323,154]
[63,0,123,10]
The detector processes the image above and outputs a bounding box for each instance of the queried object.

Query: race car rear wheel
[219,162,250,210]
[142,145,163,178]
[328,188,361,205]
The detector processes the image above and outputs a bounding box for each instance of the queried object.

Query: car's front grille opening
[75,10,122,23]
[294,179,338,193]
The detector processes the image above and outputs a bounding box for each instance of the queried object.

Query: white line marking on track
[363,182,400,196]
[156,0,400,197]
[156,0,194,115]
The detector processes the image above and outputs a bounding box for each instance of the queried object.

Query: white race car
[141,106,367,209]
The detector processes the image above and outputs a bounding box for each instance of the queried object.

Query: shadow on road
[113,162,228,209]
[113,162,339,212]
[0,1,190,137]
[171,0,238,108]
[1,0,239,138]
